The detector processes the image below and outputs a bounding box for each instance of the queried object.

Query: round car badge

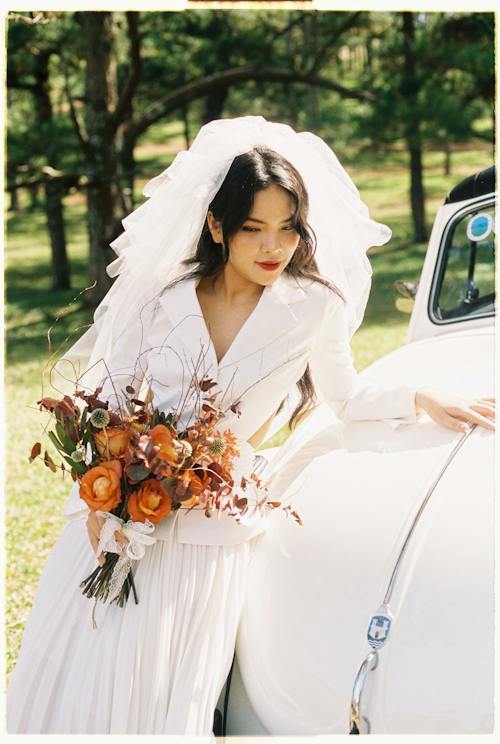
[466,212,493,242]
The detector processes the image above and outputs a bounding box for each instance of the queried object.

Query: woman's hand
[86,511,129,566]
[415,387,496,433]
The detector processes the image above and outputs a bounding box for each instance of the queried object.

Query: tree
[7,12,76,289]
[350,10,494,242]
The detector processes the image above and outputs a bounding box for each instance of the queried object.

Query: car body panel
[219,170,495,736]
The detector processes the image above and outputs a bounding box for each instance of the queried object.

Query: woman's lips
[256,260,281,271]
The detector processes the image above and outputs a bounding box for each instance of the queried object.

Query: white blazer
[63,271,418,545]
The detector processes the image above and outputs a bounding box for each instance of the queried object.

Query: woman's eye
[241,225,297,233]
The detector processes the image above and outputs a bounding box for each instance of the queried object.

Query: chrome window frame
[427,194,496,327]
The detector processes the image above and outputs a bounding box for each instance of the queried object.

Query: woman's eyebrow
[246,214,294,224]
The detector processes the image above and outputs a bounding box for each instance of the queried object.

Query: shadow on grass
[6,254,94,366]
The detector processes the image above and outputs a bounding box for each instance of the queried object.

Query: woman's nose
[261,233,281,253]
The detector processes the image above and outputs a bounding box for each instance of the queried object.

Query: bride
[6,116,495,735]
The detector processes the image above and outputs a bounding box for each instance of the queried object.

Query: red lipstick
[257,260,281,271]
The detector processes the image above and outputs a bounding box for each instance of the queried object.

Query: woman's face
[207,183,301,287]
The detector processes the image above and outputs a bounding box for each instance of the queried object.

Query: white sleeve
[63,479,89,521]
[62,311,150,520]
[95,312,150,414]
[309,292,419,428]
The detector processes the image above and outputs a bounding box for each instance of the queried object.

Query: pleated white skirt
[6,509,261,735]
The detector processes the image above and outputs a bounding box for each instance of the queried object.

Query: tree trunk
[286,12,299,127]
[8,186,19,212]
[305,12,320,130]
[45,178,70,290]
[401,12,427,243]
[119,133,136,213]
[32,49,71,288]
[443,140,451,176]
[27,183,40,211]
[81,11,121,305]
[181,105,191,148]
[408,145,427,241]
[202,86,228,124]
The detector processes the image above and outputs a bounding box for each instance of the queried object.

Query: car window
[432,202,495,322]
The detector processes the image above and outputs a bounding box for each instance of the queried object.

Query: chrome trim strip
[350,651,378,734]
[348,424,477,734]
[383,424,475,605]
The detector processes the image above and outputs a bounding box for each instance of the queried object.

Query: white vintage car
[215,165,496,736]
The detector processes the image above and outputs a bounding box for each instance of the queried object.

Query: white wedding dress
[6,280,274,736]
[5,500,261,735]
[6,272,418,735]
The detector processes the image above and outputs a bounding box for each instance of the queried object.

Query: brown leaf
[291,510,303,526]
[44,450,57,473]
[124,462,150,483]
[199,378,218,392]
[202,402,217,413]
[29,442,42,462]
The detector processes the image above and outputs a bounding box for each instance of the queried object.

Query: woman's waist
[152,440,270,544]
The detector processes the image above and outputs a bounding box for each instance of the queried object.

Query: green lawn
[4,140,492,677]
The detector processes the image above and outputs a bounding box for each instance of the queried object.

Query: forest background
[4,7,494,674]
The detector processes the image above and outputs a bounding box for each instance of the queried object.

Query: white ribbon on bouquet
[91,512,157,630]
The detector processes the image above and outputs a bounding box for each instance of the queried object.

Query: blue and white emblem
[367,605,393,650]
[466,212,494,243]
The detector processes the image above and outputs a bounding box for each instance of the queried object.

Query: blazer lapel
[156,271,308,388]
[218,272,307,370]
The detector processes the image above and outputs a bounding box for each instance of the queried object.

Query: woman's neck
[202,264,264,305]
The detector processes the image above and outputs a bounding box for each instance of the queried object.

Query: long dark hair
[167,145,346,431]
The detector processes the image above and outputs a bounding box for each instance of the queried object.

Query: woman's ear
[206,211,223,244]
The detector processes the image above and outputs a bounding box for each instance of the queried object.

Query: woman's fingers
[470,402,496,418]
[455,407,495,430]
[438,412,470,432]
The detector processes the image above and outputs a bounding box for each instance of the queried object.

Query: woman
[6,117,495,736]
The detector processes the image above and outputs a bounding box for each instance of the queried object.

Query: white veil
[52,115,392,414]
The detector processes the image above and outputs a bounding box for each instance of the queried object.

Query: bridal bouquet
[29,372,302,624]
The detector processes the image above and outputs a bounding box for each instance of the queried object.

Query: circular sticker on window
[466,212,493,242]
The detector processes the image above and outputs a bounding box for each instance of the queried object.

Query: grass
[4,137,492,677]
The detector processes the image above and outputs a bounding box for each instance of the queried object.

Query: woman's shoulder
[287,272,344,314]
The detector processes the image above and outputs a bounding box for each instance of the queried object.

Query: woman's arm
[62,312,150,521]
[308,293,420,429]
[95,313,150,414]
[309,293,495,432]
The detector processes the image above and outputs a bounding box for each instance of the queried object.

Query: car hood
[228,327,494,735]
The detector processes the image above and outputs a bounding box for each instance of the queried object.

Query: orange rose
[94,427,132,458]
[80,459,122,512]
[150,425,178,465]
[127,479,173,523]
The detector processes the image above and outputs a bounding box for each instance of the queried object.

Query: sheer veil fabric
[53,116,392,434]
